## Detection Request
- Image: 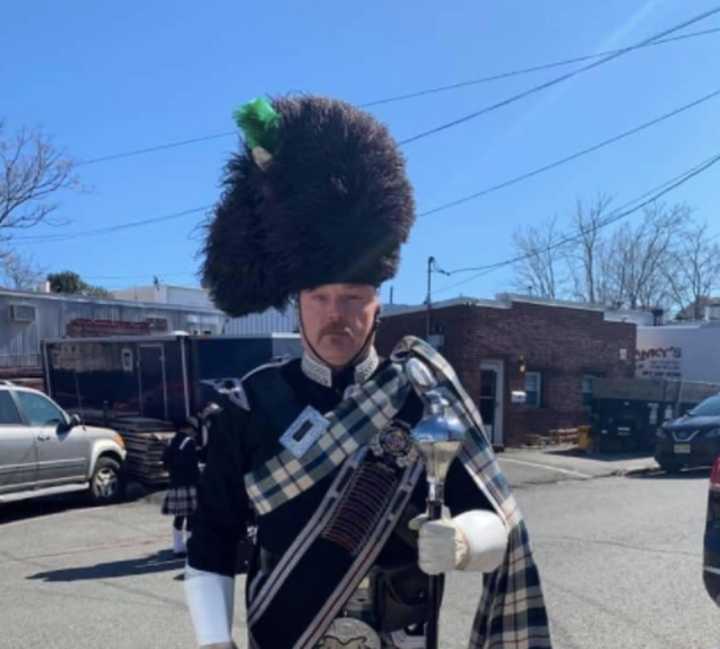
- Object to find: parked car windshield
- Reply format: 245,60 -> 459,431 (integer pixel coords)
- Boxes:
689,395 -> 720,417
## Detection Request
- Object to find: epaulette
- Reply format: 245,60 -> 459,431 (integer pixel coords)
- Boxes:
200,357 -> 293,412
200,377 -> 251,411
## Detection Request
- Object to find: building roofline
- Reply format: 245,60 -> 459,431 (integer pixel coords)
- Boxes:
496,293 -> 653,318
639,320 -> 720,330
382,293 -> 652,320
0,286 -> 222,314
113,283 -> 204,292
381,297 -> 510,318
41,332 -> 301,345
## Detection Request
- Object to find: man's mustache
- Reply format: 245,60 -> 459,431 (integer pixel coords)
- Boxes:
320,324 -> 352,338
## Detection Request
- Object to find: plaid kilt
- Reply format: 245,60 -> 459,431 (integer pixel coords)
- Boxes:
161,486 -> 198,516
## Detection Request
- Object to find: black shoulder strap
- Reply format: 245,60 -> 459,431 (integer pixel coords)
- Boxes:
244,365 -> 306,436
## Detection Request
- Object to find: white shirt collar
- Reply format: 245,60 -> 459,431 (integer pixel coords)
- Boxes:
301,346 -> 379,388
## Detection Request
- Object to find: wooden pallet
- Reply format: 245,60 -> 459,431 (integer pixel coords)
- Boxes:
106,417 -> 176,486
525,428 -> 581,447
549,428 -> 580,445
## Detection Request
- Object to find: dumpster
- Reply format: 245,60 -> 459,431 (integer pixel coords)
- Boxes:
590,377 -> 720,452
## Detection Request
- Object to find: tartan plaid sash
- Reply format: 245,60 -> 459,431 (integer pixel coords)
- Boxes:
244,336 -> 552,649
391,337 -> 553,649
244,361 -> 411,515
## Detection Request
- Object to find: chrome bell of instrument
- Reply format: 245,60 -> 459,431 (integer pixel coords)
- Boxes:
406,358 -> 466,500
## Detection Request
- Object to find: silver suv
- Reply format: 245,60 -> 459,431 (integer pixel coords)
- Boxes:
0,381 -> 127,505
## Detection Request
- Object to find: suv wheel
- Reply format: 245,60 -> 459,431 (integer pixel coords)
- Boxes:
89,457 -> 122,504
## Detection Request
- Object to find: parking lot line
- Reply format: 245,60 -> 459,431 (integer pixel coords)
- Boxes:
499,457 -> 593,479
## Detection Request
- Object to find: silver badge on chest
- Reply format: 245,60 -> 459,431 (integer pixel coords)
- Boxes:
279,406 -> 330,458
317,618 -> 381,649
368,422 -> 419,469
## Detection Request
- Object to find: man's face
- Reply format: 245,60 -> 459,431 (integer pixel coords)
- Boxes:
299,283 -> 379,368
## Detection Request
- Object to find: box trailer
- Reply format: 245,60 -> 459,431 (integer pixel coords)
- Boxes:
42,333 -> 301,426
41,333 -> 301,486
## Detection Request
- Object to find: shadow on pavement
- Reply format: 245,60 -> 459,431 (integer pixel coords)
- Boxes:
26,549 -> 185,582
0,482 -> 166,527
0,493 -> 91,525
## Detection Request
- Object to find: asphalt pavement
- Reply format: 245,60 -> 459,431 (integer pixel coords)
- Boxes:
1,446 -> 717,649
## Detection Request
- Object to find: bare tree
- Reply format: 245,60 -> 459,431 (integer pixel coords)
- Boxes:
606,202 -> 690,309
664,221 -> 720,319
0,121 -> 78,244
512,215 -> 567,299
510,197 -> 705,315
567,194 -> 613,304
0,250 -> 45,290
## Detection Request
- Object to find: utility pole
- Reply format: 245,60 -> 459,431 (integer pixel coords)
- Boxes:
426,256 -> 450,340
425,256 -> 434,340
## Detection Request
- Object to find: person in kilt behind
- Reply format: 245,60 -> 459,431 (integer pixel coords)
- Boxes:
162,427 -> 201,556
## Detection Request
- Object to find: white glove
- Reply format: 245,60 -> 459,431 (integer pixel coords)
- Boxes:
410,508 -> 508,575
409,506 -> 467,575
184,564 -> 235,647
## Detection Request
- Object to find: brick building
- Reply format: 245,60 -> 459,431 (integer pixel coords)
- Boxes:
377,295 -> 642,447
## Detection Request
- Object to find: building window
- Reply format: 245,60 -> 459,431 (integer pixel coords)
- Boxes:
582,375 -> 595,407
524,371 -> 542,407
9,304 -> 36,323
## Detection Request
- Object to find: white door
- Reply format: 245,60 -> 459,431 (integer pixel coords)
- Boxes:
479,360 -> 504,447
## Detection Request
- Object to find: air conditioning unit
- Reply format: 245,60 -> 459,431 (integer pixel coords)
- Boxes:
9,304 -> 36,323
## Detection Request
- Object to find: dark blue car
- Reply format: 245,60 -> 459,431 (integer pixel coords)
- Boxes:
704,456 -> 720,606
656,394 -> 720,472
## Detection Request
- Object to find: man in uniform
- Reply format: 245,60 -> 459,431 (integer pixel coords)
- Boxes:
185,95 -> 552,649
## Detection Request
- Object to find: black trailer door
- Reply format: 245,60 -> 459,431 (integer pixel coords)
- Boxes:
139,344 -> 168,420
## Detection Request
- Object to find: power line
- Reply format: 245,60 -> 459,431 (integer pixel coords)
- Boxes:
15,87 -> 720,246
77,133 -> 234,166
419,87 -> 720,217
29,153 -> 720,286
11,206 -> 211,243
363,27 -> 720,108
14,12 -> 720,254
399,6 -> 720,145
74,23 -> 720,167
76,210 -> 720,286
432,151 -> 720,296
446,152 -> 720,276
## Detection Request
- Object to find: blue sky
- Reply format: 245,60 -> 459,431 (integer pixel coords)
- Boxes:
2,1 -> 719,306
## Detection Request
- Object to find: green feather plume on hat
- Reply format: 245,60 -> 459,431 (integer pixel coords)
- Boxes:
233,98 -> 280,153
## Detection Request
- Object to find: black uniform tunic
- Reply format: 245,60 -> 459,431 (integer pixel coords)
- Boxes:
187,356 -> 493,628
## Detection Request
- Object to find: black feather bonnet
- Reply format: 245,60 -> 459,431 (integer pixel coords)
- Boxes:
201,95 -> 416,317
